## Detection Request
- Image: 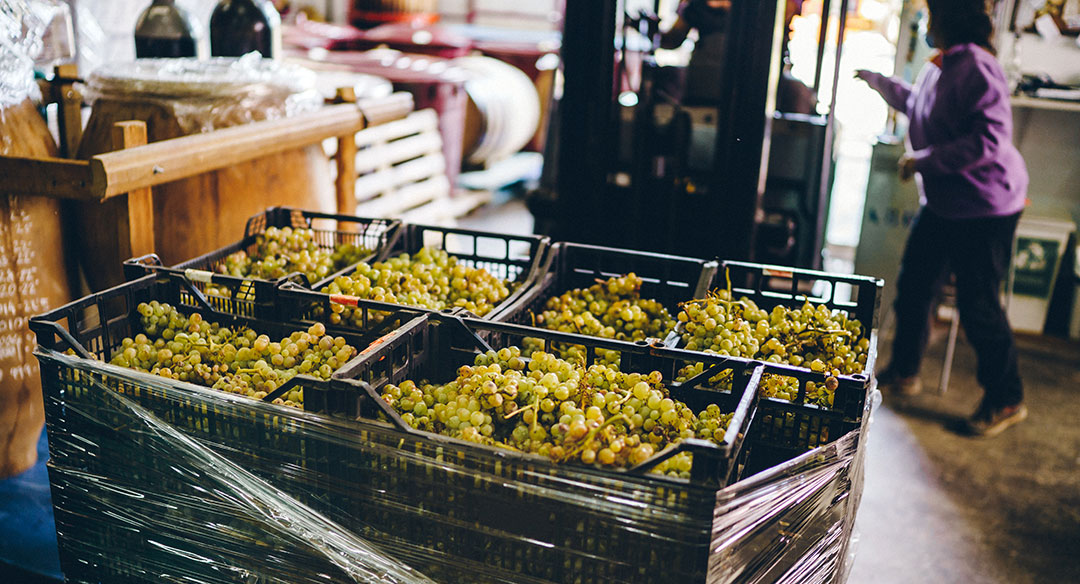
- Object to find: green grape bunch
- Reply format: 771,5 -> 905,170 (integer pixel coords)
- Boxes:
525,273 -> 676,364
210,226 -> 372,295
320,247 -> 512,325
675,288 -> 869,409
108,302 -> 358,410
379,347 -> 736,479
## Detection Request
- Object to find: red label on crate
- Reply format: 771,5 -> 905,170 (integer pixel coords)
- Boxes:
329,294 -> 360,307
763,268 -> 794,279
359,331 -> 396,356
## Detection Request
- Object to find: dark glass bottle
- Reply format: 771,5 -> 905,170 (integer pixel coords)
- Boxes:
209,0 -> 282,59
134,0 -> 201,58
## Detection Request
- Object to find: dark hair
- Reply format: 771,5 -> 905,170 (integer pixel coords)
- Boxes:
926,0 -> 996,54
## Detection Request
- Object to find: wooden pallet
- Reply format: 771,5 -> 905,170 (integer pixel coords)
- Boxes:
325,108 -> 454,222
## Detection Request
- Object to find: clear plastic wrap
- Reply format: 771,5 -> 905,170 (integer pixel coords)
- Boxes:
0,0 -> 70,108
43,356 -> 434,584
35,334 -> 876,584
708,391 -> 879,584
81,54 -> 324,133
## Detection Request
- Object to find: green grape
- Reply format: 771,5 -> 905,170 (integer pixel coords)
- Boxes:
107,303 -> 358,410
379,347 -> 735,476
523,273 -> 676,365
205,226 -> 373,297
675,288 -> 868,409
319,247 -> 513,325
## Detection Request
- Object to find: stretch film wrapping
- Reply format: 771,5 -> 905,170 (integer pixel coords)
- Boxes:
0,0 -> 71,108
709,394 -> 877,583
41,354 -> 434,584
37,338 -> 874,583
80,54 -> 323,134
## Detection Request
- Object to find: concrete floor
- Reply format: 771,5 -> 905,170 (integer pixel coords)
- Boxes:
459,197 -> 1080,583
850,326 -> 1080,584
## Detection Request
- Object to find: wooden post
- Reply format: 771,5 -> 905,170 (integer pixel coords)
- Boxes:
54,63 -> 83,159
334,87 -> 359,218
112,121 -> 155,259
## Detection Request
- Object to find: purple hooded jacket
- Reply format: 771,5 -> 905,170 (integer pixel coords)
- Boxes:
862,43 -> 1028,219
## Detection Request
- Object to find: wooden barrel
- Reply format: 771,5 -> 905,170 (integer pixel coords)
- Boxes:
74,60 -> 335,291
454,55 -> 541,167
0,99 -> 73,478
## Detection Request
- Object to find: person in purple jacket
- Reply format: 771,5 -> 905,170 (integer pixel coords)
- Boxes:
855,0 -> 1028,437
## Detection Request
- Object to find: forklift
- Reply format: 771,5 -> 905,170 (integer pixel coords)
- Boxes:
532,0 -> 850,269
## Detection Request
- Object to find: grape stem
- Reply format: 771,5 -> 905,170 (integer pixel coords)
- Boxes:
564,413 -> 631,461
503,402 -> 535,420
798,327 -> 852,337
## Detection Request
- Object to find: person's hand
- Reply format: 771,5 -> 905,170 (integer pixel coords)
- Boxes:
626,9 -> 660,38
898,154 -> 917,182
854,69 -> 876,83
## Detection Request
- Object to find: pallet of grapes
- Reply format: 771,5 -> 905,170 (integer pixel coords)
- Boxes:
487,241 -> 718,340
301,222 -> 549,322
123,206 -> 402,317
325,311 -> 763,583
32,286 -> 760,583
663,260 -> 883,472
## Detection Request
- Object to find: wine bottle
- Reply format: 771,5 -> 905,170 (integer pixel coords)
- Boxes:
134,0 -> 201,58
209,0 -> 283,59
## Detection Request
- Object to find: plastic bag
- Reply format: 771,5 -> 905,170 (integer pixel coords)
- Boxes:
82,53 -> 324,133
0,0 -> 71,109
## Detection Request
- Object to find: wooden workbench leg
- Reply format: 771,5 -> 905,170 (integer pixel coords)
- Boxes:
335,87 -> 359,219
112,121 -> 156,259
54,63 -> 83,159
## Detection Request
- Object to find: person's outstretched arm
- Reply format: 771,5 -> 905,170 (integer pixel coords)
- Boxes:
855,70 -> 912,112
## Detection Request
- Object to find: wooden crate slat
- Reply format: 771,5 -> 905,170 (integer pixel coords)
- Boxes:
354,175 -> 451,218
354,153 -> 446,202
354,132 -> 443,175
353,109 -> 439,149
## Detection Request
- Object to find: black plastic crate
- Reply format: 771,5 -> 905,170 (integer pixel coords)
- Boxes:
38,359 -> 373,584
28,272 -> 427,419
742,361 -> 866,476
37,352 -> 457,584
123,207 -> 401,316
326,312 -> 764,582
660,260 -> 881,474
666,259 -> 882,418
369,222 -> 550,318
488,241 -> 717,328
717,260 -> 883,333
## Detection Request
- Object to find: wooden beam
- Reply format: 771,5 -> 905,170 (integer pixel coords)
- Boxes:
1,93 -> 415,202
54,63 -> 83,158
91,103 -> 368,199
0,156 -> 96,200
112,121 -> 156,259
357,93 -> 415,127
334,87 -> 359,218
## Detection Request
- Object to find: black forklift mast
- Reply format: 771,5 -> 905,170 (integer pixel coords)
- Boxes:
536,0 -> 849,269
550,0 -> 618,247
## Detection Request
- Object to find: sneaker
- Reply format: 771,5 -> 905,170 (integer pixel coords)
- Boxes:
876,368 -> 923,396
965,403 -> 1027,437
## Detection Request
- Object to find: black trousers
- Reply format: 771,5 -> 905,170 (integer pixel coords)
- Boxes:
889,207 -> 1024,408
